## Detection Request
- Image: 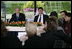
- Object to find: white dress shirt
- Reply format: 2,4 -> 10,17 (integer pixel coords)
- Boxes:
16,13 -> 19,18
37,14 -> 43,24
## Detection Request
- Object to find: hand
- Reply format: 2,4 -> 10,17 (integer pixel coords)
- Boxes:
19,35 -> 28,41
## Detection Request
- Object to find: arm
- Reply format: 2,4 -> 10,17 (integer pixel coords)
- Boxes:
9,14 -> 14,23
34,16 -> 38,22
22,14 -> 26,21
46,15 -> 49,21
34,16 -> 36,22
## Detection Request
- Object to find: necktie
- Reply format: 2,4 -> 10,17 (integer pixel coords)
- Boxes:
39,15 -> 41,22
17,16 -> 19,21
16,14 -> 19,21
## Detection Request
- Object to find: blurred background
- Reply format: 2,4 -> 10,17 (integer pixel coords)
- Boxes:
1,1 -> 71,22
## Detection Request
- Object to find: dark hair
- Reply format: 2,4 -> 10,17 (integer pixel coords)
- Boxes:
46,18 -> 57,31
50,11 -> 58,18
60,10 -> 68,15
66,13 -> 71,17
47,18 -> 57,24
38,7 -> 43,10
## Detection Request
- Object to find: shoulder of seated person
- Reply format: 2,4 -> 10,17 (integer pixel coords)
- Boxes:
57,26 -> 64,31
41,33 -> 47,36
57,30 -> 64,33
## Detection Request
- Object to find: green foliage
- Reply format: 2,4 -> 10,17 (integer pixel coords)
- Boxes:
23,1 -> 34,8
36,1 -> 44,8
6,3 -> 24,14
5,1 -> 71,14
23,1 -> 44,8
62,2 -> 71,11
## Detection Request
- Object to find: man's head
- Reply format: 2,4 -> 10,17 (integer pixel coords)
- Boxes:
50,11 -> 58,20
46,18 -> 57,31
38,7 -> 43,14
60,10 -> 67,18
15,8 -> 20,13
50,11 -> 58,18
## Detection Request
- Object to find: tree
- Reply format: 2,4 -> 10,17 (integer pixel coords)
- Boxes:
62,1 -> 71,11
36,1 -> 44,8
23,1 -> 44,9
23,1 -> 34,8
6,3 -> 24,14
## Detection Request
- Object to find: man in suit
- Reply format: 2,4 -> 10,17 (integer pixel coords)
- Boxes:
9,8 -> 26,23
34,7 -> 49,24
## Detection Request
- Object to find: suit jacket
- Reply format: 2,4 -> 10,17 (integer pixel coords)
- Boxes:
9,13 -> 26,22
34,14 -> 49,24
1,33 -> 22,48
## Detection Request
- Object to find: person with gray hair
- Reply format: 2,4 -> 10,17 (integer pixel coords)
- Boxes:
23,22 -> 47,48
25,22 -> 37,37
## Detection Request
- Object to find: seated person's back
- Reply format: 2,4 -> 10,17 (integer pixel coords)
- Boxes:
23,22 -> 48,48
1,20 -> 22,48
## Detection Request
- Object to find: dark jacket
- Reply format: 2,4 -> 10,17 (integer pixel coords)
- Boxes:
63,22 -> 71,35
9,13 -> 26,22
41,30 -> 71,48
23,35 -> 47,48
34,14 -> 49,24
1,32 -> 22,48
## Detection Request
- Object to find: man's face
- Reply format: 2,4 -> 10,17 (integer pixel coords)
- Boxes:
64,16 -> 71,22
15,8 -> 20,13
60,12 -> 66,18
38,9 -> 43,14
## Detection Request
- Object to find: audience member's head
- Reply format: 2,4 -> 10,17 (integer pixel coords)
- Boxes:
1,20 -> 7,37
25,22 -> 37,37
46,18 -> 57,31
60,10 -> 68,18
38,7 -> 43,14
64,13 -> 71,22
49,11 -> 58,21
50,11 -> 58,18
15,8 -> 20,13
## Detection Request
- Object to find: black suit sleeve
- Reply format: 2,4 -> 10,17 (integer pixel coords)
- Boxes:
34,16 -> 38,22
45,15 -> 49,21
34,16 -> 36,22
9,14 -> 15,23
21,13 -> 26,21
